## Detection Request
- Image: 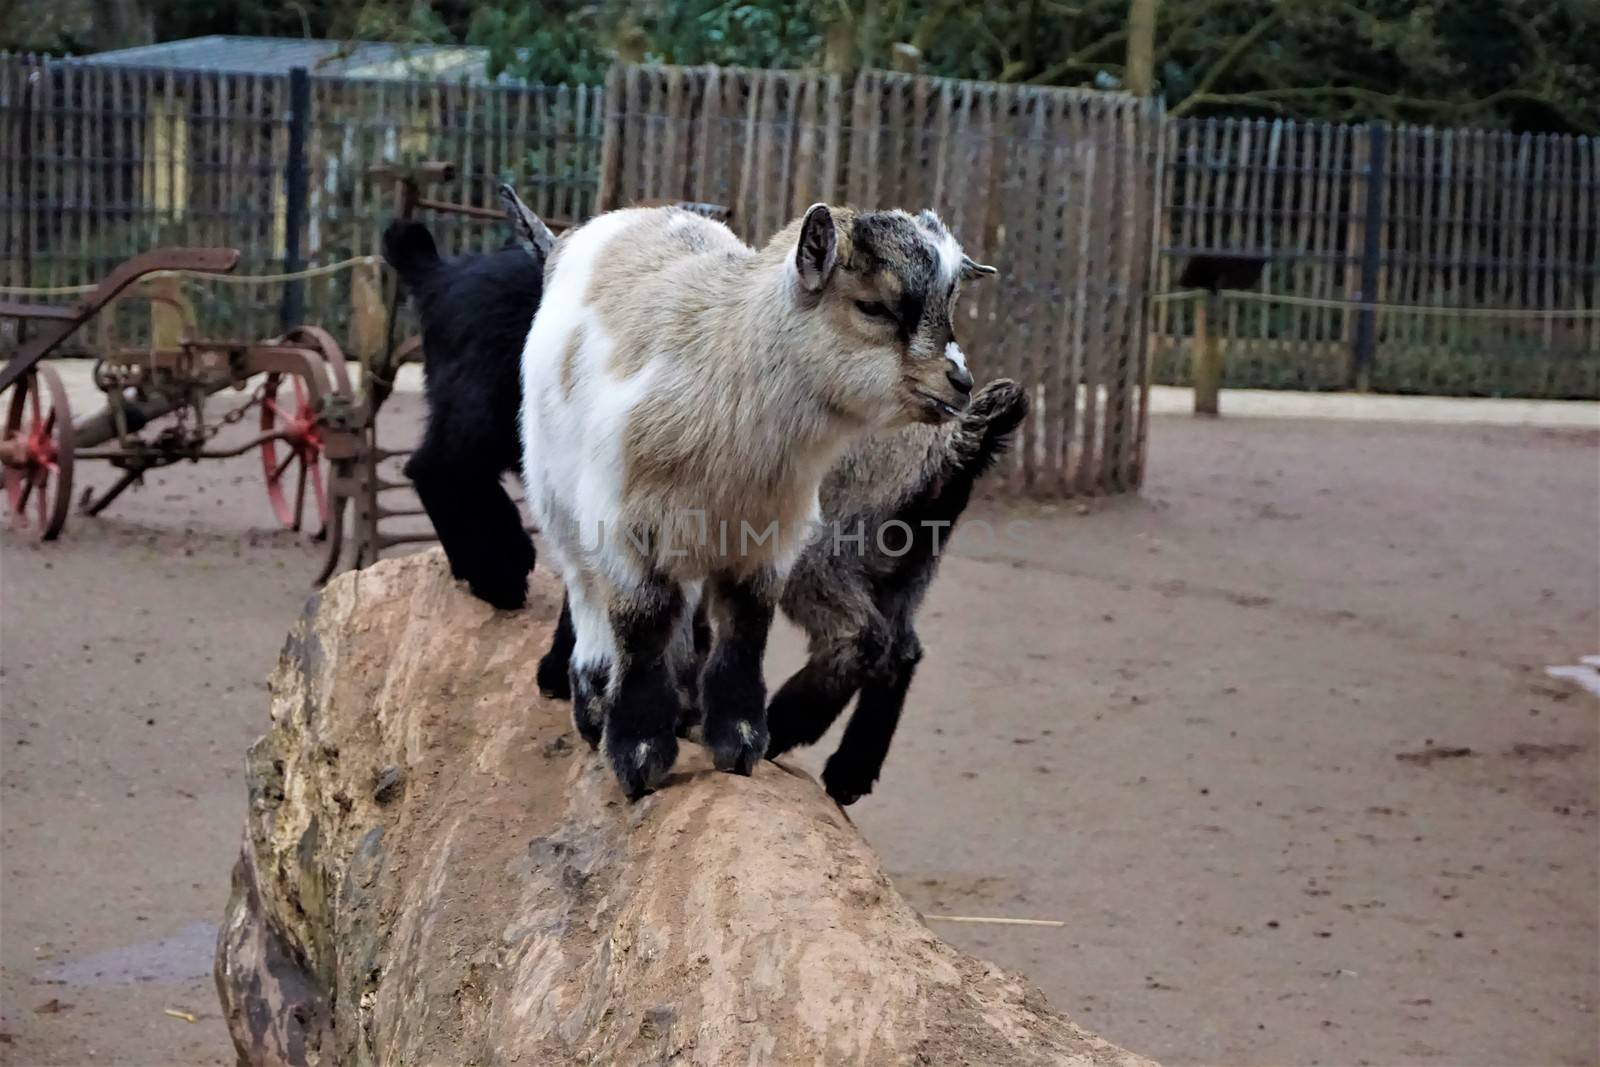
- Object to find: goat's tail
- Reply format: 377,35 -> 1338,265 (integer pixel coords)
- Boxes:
381,218 -> 441,288
944,378 -> 1029,480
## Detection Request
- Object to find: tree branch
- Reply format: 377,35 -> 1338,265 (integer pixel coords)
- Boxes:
1028,29 -> 1128,84
1153,0 -> 1241,63
1170,6 -> 1288,116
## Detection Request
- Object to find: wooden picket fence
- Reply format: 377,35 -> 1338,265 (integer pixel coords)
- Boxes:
1155,118 -> 1599,398
597,64 -> 1166,495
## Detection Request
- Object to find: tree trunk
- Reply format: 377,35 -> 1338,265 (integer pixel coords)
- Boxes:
1124,0 -> 1158,96
215,550 -> 1158,1067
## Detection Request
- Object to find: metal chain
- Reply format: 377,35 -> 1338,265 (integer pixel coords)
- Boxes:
201,381 -> 270,441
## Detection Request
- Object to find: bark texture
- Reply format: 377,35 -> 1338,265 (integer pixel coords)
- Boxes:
215,549 -> 1157,1067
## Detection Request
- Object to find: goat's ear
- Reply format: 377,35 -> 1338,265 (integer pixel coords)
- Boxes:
960,254 -> 998,281
794,203 -> 838,293
498,183 -> 555,259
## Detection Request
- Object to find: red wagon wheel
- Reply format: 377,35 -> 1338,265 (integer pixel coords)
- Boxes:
259,372 -> 328,532
2,365 -> 75,542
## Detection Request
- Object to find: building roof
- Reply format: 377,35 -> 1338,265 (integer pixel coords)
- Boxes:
82,35 -> 499,82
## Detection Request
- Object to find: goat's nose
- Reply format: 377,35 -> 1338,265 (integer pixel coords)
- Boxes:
946,360 -> 973,395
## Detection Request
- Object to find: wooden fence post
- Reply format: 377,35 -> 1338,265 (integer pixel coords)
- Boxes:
1192,291 -> 1222,415
594,65 -> 625,213
280,66 -> 310,332
349,257 -> 387,363
1351,120 -> 1388,391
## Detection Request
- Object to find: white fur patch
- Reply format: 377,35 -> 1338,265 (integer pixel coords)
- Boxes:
934,231 -> 961,285
565,573 -> 614,674
916,211 -> 962,286
521,209 -> 660,596
944,341 -> 968,374
736,721 -> 754,744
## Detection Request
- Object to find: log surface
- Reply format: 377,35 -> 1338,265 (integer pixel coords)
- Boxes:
215,550 -> 1157,1067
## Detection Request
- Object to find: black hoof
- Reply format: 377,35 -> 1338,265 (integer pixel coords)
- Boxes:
606,730 -> 679,800
572,709 -> 602,751
465,568 -> 530,612
822,757 -> 874,806
707,717 -> 768,776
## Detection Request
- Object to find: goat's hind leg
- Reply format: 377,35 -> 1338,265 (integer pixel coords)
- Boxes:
563,576 -> 612,750
604,577 -> 687,799
538,595 -> 576,700
408,452 -> 533,610
822,628 -> 923,806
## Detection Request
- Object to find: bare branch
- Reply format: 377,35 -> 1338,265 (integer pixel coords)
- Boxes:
1170,6 -> 1289,116
1028,29 -> 1128,84
1154,0 -> 1240,62
1173,85 -> 1576,126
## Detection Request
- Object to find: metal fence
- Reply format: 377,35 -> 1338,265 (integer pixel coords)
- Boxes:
600,64 -> 1166,495
1155,118 -> 1600,398
0,53 -> 604,348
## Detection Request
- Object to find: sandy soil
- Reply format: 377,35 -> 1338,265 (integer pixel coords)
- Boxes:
2,395 -> 1596,1066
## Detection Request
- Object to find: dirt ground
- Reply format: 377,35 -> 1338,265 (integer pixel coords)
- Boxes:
2,394 -> 1596,1066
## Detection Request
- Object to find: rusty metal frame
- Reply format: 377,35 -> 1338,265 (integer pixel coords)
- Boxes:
0,248 -> 241,393
2,246 -> 361,547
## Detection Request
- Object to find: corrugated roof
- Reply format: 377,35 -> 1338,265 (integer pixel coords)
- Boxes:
81,35 -> 497,81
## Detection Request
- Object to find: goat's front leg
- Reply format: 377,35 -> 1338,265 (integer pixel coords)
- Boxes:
764,622 -> 889,758
604,578 -> 687,799
821,628 -> 923,805
766,583 -> 884,759
559,587 -> 706,734
700,571 -> 776,776
667,589 -> 708,739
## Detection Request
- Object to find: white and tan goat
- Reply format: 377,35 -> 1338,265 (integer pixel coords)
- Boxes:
519,202 -> 993,798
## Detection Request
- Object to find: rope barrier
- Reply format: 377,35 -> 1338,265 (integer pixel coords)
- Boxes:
6,257 -> 1593,321
1150,287 -> 1600,320
0,255 -> 383,297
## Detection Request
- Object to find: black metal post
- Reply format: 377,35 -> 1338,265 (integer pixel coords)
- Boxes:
15,65 -> 40,348
1352,121 -> 1388,391
281,66 -> 310,331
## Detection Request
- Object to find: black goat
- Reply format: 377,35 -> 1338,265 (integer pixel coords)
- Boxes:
380,217 -> 542,610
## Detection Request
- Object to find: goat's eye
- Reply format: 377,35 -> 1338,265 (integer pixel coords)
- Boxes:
854,300 -> 895,322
